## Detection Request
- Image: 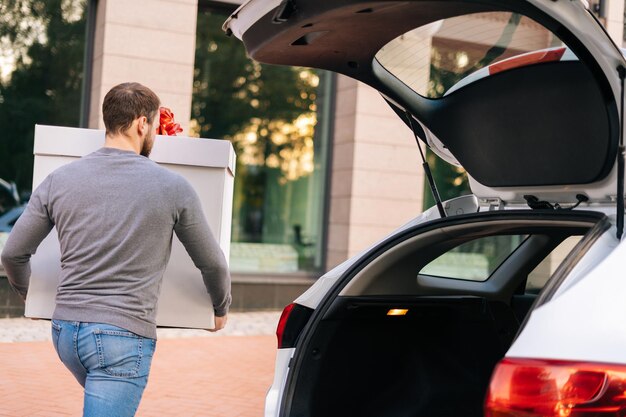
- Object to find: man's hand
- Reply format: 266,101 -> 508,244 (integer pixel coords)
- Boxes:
208,314 -> 228,332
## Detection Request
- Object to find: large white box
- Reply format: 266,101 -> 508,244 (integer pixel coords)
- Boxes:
25,124 -> 235,330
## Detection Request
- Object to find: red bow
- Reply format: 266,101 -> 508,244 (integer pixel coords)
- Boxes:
158,107 -> 183,136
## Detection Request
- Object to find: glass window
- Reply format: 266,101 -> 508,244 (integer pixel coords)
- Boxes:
420,235 -> 526,281
0,0 -> 89,233
193,3 -> 332,274
526,236 -> 582,293
376,12 -> 572,99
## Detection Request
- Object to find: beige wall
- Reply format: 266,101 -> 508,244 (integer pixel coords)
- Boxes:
89,0 -> 197,133
326,76 -> 426,269
606,0 -> 625,45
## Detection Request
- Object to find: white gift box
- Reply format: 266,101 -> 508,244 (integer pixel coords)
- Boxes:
25,124 -> 235,330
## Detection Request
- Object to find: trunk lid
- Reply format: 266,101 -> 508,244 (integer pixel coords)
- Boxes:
224,0 -> 626,205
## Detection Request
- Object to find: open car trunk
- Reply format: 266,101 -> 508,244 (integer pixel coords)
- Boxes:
224,1 -> 626,414
282,211 -> 610,417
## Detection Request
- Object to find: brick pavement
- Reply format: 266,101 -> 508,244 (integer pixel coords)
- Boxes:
0,335 -> 276,417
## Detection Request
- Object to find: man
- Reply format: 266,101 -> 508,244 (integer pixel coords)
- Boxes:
0,82 -> 231,416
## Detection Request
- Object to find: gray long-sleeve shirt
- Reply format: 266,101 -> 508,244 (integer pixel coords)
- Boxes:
0,147 -> 231,339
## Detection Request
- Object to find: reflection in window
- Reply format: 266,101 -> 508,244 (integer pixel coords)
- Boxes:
420,235 -> 526,281
376,12 -> 567,98
193,4 -> 332,273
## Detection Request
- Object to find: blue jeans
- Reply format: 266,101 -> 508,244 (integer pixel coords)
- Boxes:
51,320 -> 156,417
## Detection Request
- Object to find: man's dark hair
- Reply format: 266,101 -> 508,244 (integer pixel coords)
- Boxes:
102,82 -> 160,135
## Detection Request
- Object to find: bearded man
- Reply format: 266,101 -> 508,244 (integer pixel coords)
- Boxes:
1,82 -> 231,416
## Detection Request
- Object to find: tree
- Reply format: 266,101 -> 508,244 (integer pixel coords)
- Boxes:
0,0 -> 87,193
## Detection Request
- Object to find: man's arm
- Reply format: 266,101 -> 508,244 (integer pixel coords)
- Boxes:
174,179 -> 232,321
0,176 -> 54,301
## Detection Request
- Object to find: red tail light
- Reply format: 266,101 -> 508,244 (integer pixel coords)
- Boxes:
276,304 -> 296,348
276,303 -> 313,349
485,358 -> 626,416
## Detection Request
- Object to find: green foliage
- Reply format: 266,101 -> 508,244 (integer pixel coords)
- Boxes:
0,0 -> 86,193
422,149 -> 471,210
192,9 -> 317,141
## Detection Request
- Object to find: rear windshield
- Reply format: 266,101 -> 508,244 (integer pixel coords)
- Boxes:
375,11 -> 575,98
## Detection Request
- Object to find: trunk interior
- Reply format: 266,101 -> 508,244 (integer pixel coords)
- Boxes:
304,296 -> 521,417
282,212 -> 609,417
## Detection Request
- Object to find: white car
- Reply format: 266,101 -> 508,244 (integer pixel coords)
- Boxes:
225,1 -> 626,416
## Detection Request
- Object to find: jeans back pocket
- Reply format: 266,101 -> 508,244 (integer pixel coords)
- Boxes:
93,329 -> 147,378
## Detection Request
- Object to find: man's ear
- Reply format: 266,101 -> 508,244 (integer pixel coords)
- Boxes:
137,116 -> 148,134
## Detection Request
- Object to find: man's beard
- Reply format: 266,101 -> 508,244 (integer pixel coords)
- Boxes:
140,131 -> 154,157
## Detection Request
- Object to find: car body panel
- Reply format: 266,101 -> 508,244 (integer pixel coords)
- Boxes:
223,0 -> 281,39
265,348 -> 295,417
507,228 -> 623,362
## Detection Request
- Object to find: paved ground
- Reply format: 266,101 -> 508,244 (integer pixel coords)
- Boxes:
0,312 -> 282,416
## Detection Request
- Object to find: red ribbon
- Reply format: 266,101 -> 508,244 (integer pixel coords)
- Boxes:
158,107 -> 183,136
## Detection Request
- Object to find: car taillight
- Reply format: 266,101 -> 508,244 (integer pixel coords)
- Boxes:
485,358 -> 626,417
276,303 -> 313,349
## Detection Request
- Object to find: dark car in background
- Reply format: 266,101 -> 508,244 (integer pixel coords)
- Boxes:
0,178 -> 27,276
